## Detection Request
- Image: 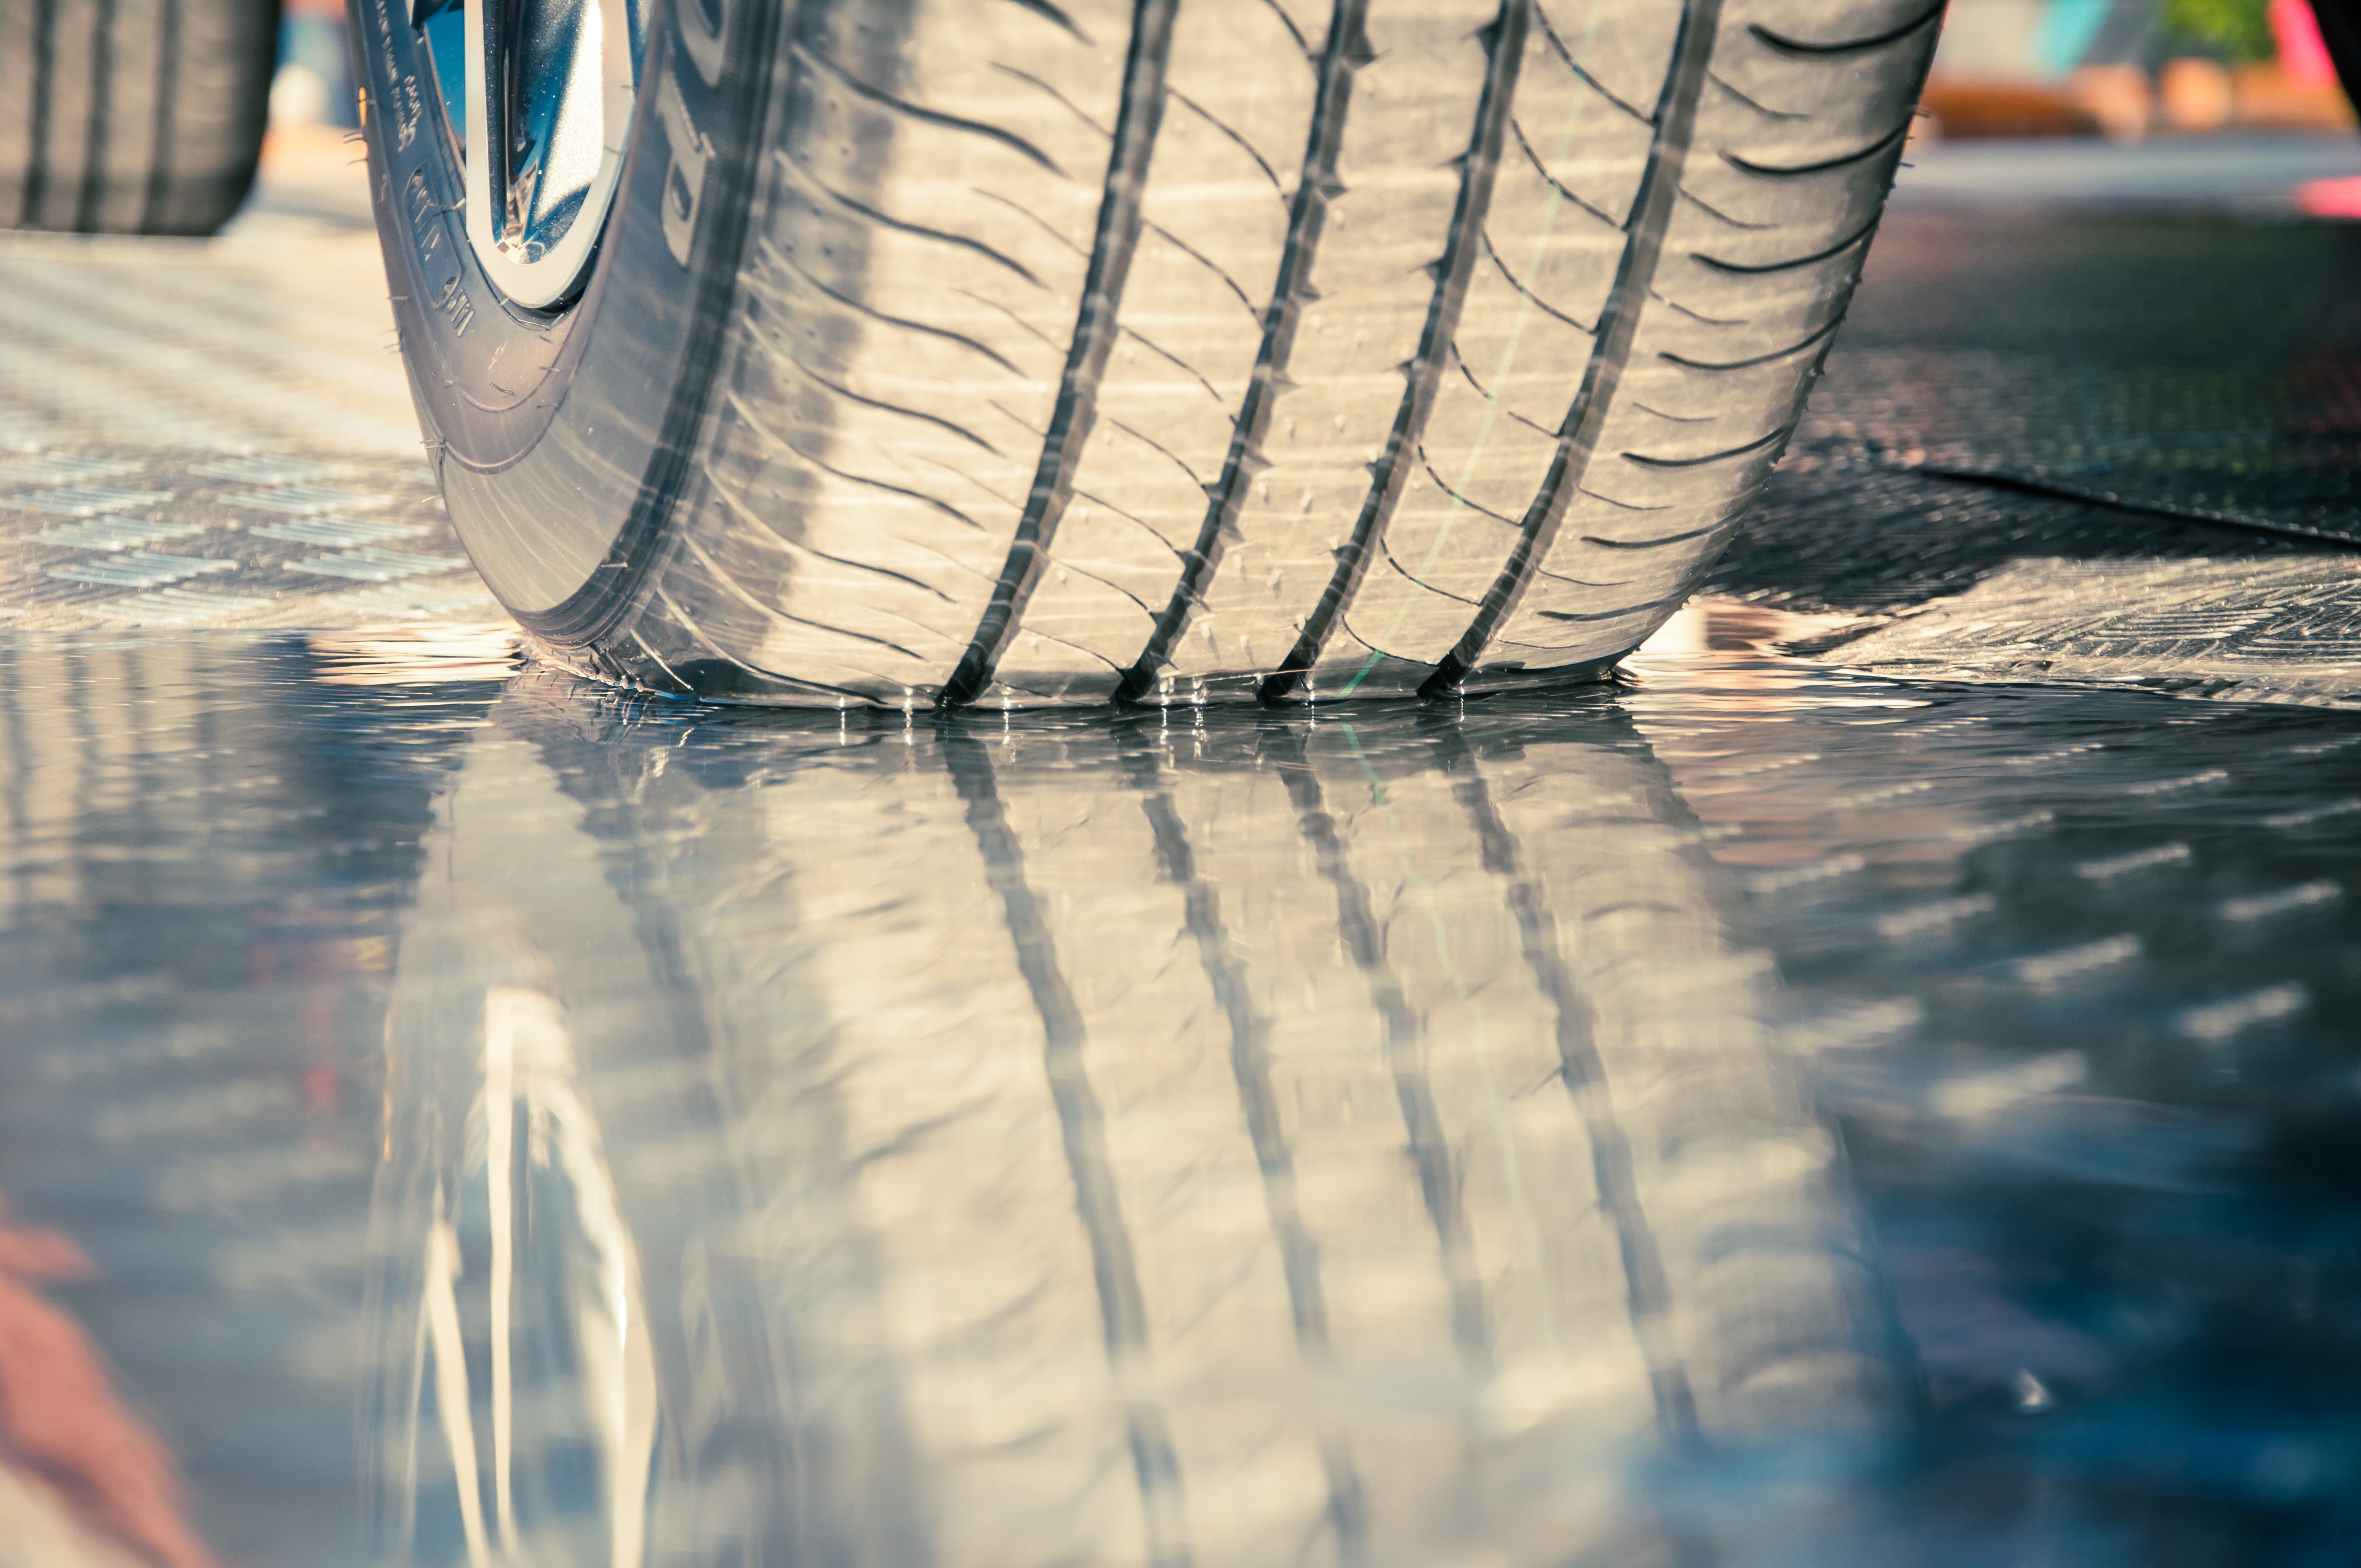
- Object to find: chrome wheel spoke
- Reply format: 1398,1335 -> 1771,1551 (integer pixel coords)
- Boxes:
417,0 -> 644,308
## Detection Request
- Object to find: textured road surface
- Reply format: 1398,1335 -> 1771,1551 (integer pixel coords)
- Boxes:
0,133 -> 496,631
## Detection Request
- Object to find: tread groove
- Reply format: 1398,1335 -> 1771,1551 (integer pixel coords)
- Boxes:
1421,456 -> 1523,527
1649,288 -> 1748,326
939,0 -> 1184,706
651,582 -> 880,700
25,0 -> 53,227
1117,0 -> 1373,704
1378,538 -> 1482,602
1076,486 -> 1187,557
1578,484 -> 1673,511
708,481 -> 959,602
77,0 -> 112,232
955,287 -> 1068,353
677,532 -> 930,661
974,189 -> 1093,255
1426,0 -> 1730,695
1261,0 -> 1534,702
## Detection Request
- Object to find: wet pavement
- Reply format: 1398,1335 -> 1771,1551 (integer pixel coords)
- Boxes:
2,133 -> 2360,1566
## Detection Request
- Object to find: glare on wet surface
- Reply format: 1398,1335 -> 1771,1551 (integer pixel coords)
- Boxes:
1,619 -> 2355,1567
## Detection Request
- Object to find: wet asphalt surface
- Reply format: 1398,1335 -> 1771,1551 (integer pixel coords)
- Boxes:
3,135 -> 2361,1566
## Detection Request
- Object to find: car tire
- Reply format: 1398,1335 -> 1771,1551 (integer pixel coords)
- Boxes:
363,0 -> 1940,707
0,0 -> 282,235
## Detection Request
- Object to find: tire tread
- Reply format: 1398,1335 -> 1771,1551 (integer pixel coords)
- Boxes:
544,0 -> 1941,705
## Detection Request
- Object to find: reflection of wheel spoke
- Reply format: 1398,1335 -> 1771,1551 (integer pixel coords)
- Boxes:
418,1217 -> 488,1565
391,979 -> 657,1567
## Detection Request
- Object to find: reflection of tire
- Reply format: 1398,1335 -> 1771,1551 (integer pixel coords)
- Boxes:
362,0 -> 1938,706
0,0 -> 281,235
369,682 -> 1907,1566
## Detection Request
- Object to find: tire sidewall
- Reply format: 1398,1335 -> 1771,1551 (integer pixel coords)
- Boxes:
351,0 -> 774,640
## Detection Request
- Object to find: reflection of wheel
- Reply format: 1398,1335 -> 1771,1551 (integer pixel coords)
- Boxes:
359,0 -> 1939,706
0,0 -> 282,235
368,682 -> 1908,1565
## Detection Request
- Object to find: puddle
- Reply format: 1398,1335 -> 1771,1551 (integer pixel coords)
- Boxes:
0,619 -> 2356,1566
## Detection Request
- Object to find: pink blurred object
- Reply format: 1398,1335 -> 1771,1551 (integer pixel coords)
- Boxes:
2298,175 -> 2361,216
2273,0 -> 2338,89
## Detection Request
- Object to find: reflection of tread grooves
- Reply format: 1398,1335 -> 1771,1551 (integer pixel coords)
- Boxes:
1116,737 -> 1371,1563
1118,0 -> 1372,705
942,734 -> 1193,1568
1277,743 -> 1490,1371
1424,0 -> 1726,695
940,0 -> 1182,707
1260,0 -> 1531,702
1437,731 -> 1702,1447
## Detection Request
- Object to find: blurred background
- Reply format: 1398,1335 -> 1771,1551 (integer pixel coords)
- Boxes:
1925,0 -> 2352,140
